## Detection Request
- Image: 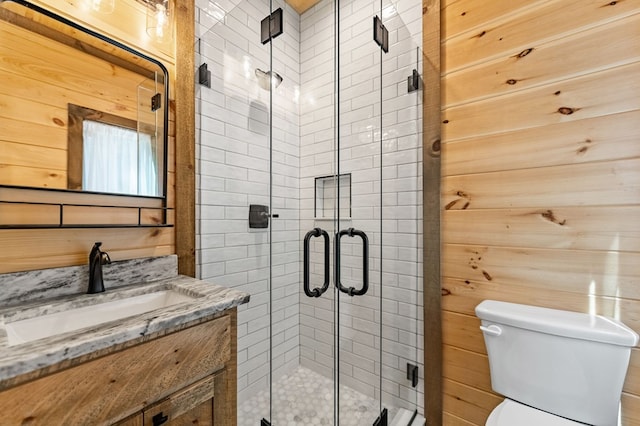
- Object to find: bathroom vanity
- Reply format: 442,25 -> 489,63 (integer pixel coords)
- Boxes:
0,256 -> 249,425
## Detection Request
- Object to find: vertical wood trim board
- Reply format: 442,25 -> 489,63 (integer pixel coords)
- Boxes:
441,2 -> 640,425
174,0 -> 196,277
423,0 -> 442,424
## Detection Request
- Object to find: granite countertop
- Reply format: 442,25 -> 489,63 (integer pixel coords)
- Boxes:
0,256 -> 250,391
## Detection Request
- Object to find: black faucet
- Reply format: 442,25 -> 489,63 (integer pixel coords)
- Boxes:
88,242 -> 111,294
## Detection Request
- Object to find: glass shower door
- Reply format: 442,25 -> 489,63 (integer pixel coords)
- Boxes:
266,0 -> 340,424
335,0 -> 385,423
336,1 -> 424,424
279,0 -> 340,424
194,1 -> 277,424
378,1 -> 424,422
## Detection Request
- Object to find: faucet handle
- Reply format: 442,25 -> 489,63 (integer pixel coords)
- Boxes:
101,251 -> 111,265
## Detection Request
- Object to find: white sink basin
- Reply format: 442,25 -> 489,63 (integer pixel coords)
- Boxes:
5,290 -> 195,346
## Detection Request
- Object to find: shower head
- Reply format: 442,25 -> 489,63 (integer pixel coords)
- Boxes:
255,68 -> 283,90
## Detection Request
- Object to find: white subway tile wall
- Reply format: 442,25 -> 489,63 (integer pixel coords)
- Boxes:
195,0 -> 423,416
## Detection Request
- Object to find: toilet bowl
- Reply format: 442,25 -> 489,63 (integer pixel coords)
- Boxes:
476,300 -> 638,426
486,399 -> 581,426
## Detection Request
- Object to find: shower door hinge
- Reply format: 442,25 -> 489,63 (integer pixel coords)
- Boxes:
407,362 -> 419,387
261,8 -> 283,44
198,63 -> 211,88
408,69 -> 420,93
151,93 -> 161,111
373,408 -> 388,426
373,15 -> 389,53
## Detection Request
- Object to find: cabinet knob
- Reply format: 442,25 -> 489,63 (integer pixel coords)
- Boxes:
152,412 -> 169,426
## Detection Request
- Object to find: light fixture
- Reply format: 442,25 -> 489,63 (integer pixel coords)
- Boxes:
146,0 -> 174,43
255,68 -> 283,90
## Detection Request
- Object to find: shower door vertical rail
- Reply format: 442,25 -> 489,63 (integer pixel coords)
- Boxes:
266,2 -> 275,425
267,0 -> 338,424
267,1 -> 274,423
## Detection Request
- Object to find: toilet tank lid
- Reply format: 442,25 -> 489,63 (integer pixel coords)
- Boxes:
476,300 -> 639,347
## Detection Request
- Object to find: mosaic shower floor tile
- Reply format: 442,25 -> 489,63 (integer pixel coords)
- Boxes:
238,366 -> 400,426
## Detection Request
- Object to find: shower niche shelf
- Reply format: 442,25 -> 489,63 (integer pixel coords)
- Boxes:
314,174 -> 351,220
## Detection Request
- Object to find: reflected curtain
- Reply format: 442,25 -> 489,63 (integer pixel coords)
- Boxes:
82,120 -> 158,196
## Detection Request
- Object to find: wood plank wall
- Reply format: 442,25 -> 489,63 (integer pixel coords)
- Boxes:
0,17 -> 153,189
440,0 -> 640,424
0,0 -> 177,274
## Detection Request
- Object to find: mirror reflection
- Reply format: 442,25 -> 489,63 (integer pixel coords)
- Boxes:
0,0 -> 167,197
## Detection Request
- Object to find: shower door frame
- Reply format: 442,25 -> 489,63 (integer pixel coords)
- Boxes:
174,0 -> 443,424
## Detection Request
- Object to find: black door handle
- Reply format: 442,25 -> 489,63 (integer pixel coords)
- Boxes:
303,228 -> 330,298
335,228 -> 369,296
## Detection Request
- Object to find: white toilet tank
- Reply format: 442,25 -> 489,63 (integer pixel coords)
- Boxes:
476,300 -> 639,426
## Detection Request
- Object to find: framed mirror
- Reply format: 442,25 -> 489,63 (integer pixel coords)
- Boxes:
0,0 -> 169,200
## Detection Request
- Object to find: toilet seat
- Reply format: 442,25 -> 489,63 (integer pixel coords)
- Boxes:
486,399 -> 582,426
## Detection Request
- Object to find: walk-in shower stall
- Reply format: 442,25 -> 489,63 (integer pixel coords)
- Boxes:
195,0 -> 424,424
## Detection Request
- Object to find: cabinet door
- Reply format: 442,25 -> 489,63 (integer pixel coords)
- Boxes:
143,375 -> 215,426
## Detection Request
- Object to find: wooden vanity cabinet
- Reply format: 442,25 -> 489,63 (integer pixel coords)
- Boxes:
0,309 -> 238,426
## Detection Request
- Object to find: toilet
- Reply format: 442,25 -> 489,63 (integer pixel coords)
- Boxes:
475,300 -> 639,426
